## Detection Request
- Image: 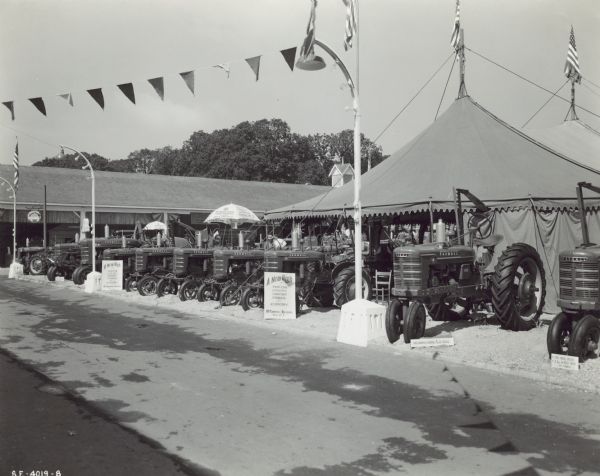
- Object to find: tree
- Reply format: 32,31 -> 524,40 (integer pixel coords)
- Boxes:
33,152 -> 113,171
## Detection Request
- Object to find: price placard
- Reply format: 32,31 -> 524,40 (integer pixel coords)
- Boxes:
410,336 -> 455,348
101,260 -> 123,291
264,272 -> 296,320
551,353 -> 579,371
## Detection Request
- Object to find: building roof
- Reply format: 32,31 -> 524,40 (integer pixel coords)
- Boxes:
0,165 -> 328,215
265,96 -> 600,220
328,163 -> 354,177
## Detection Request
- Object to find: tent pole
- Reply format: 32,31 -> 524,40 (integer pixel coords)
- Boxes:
428,199 -> 434,243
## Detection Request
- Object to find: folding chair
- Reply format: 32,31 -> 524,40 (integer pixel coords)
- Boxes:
374,270 -> 392,304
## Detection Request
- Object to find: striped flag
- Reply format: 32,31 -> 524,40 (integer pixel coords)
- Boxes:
13,140 -> 19,191
564,26 -> 582,84
450,0 -> 460,52
299,0 -> 317,60
342,0 -> 357,51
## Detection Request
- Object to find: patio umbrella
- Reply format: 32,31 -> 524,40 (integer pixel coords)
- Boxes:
204,203 -> 260,226
143,221 -> 167,231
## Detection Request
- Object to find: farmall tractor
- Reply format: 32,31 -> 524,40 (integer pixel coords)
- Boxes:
72,237 -> 141,285
385,188 -> 547,344
46,243 -> 81,281
209,249 -> 265,307
101,247 -> 138,288
170,248 -> 214,301
17,245 -> 47,275
547,182 -> 600,361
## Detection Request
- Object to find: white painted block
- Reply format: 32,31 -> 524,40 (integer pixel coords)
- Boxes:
8,262 -> 23,279
84,271 -> 102,293
336,299 -> 386,347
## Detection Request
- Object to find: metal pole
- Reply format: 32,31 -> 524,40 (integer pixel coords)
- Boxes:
43,185 -> 47,249
0,176 -> 17,263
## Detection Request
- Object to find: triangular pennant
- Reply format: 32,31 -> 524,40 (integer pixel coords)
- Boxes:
3,101 -> 15,121
245,56 -> 261,81
87,88 -> 105,109
280,47 -> 297,71
179,71 -> 195,95
29,97 -> 47,116
148,77 -> 164,100
488,442 -> 518,453
58,93 -> 74,106
117,83 -> 136,104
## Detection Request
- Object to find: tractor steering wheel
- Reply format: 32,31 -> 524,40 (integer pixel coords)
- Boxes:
467,213 -> 493,240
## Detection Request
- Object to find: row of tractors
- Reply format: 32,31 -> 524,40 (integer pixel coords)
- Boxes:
15,184 -> 600,362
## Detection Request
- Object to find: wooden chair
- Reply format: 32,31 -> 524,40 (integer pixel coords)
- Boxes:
373,270 -> 392,303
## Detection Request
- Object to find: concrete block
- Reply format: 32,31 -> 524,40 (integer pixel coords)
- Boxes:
8,262 -> 23,279
84,271 -> 102,293
337,299 -> 386,347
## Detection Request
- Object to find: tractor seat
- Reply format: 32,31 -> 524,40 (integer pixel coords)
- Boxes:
472,234 -> 504,248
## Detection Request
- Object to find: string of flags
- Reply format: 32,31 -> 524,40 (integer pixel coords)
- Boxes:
2,46 -> 300,121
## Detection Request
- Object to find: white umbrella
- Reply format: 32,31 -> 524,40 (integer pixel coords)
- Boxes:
143,221 -> 167,231
204,203 -> 260,225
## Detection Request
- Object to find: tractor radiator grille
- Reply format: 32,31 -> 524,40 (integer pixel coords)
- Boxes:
559,257 -> 599,299
393,255 -> 422,290
173,254 -> 186,274
135,254 -> 145,271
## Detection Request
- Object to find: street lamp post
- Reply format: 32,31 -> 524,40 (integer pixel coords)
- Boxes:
296,39 -> 363,300
0,175 -> 18,272
60,145 -> 98,290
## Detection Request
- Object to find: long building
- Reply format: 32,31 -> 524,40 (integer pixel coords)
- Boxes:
0,165 -> 328,264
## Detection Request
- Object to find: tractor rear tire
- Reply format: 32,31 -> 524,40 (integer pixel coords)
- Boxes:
241,287 -> 263,311
491,243 -> 546,331
29,255 -> 45,275
197,282 -> 219,302
546,312 -> 573,356
47,266 -> 57,282
179,280 -> 199,301
568,315 -> 600,362
156,278 -> 178,298
403,301 -> 426,344
385,299 -> 404,343
333,267 -> 372,307
219,284 -> 241,306
138,275 -> 158,296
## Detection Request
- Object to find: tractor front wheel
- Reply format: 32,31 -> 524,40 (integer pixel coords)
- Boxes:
241,287 -> 263,311
568,315 -> 600,362
403,302 -> 426,344
138,275 -> 158,296
197,282 -> 219,302
333,267 -> 372,307
47,266 -> 57,282
219,284 -> 241,306
125,276 -> 138,292
156,278 -> 178,297
179,280 -> 199,301
491,243 -> 546,331
546,312 -> 573,356
385,299 -> 404,343
29,255 -> 45,275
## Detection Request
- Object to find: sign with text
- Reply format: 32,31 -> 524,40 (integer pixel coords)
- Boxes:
101,260 -> 123,291
551,353 -> 579,371
264,272 -> 296,320
410,336 -> 455,348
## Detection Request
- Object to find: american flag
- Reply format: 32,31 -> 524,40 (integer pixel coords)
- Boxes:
342,0 -> 357,51
13,140 -> 19,191
299,0 -> 317,60
564,26 -> 582,84
450,0 -> 460,52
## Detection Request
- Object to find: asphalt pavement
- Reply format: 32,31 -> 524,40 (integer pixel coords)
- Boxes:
1,276 -> 599,475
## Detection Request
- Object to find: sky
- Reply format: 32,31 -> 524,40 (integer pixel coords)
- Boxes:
0,0 -> 599,167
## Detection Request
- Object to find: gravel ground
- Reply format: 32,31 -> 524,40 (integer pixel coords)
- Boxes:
5,270 -> 600,395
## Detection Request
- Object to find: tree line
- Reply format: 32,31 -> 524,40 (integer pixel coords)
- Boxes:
33,118 -> 386,185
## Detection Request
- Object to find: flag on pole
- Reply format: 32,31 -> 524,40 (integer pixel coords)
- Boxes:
299,0 -> 317,60
450,0 -> 460,52
13,140 -> 19,191
342,0 -> 357,51
564,26 -> 582,84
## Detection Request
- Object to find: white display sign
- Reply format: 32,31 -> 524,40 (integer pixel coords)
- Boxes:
264,272 -> 296,320
101,260 -> 123,291
551,353 -> 579,371
410,336 -> 455,348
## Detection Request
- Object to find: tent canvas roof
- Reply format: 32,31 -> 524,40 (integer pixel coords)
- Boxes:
265,96 -> 600,220
525,120 -> 600,173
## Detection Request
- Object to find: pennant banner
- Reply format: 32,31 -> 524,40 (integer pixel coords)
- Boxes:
148,77 -> 164,100
118,83 -> 136,104
245,56 -> 261,81
87,88 -> 105,109
29,97 -> 47,116
280,47 -> 297,71
58,93 -> 74,106
179,71 -> 195,95
3,101 -> 15,121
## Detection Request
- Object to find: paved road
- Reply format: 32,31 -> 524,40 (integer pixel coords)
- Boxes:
0,276 -> 599,475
